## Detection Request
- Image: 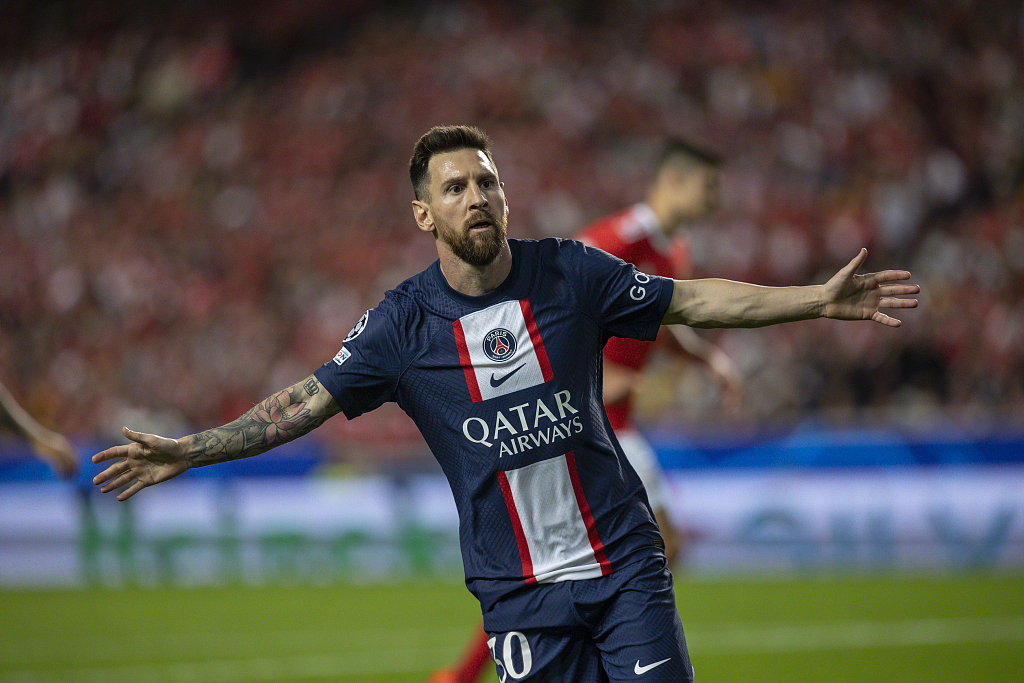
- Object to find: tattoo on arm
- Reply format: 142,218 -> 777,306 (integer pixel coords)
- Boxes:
186,380 -> 332,467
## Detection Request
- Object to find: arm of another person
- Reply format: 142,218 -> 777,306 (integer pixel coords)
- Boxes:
0,379 -> 78,478
662,249 -> 919,329
603,334 -> 741,408
665,326 -> 743,406
602,360 -> 638,405
92,375 -> 341,501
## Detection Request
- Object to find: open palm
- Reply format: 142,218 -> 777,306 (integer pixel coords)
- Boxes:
92,426 -> 189,500
822,249 -> 920,327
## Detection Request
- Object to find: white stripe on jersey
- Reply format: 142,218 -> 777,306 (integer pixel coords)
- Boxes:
502,454 -> 609,584
456,300 -> 549,401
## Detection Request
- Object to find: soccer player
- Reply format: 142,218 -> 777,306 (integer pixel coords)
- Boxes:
1,378 -> 77,478
93,125 -> 918,683
429,140 -> 738,683
576,139 -> 739,566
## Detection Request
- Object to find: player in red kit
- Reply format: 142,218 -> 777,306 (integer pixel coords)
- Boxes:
428,140 -> 741,683
577,140 -> 742,565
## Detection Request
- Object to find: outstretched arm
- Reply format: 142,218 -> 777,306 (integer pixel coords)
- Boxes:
92,375 -> 341,500
662,249 -> 919,329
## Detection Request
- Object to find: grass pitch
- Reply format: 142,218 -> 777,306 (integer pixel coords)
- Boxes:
1,573 -> 1021,682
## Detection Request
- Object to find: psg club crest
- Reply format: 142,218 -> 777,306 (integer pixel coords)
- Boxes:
483,328 -> 517,362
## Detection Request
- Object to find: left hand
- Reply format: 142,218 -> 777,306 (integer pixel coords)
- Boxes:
822,249 -> 920,327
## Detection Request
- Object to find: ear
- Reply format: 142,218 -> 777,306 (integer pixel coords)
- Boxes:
498,182 -> 509,219
411,200 -> 434,234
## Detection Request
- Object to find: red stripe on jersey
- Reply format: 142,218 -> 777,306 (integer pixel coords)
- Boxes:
497,471 -> 537,584
519,299 -> 554,382
564,451 -> 612,576
453,319 -> 482,403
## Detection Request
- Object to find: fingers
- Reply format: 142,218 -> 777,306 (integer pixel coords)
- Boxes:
92,443 -> 133,464
94,458 -> 147,499
879,297 -> 919,309
99,469 -> 136,493
93,459 -> 129,486
92,427 -> 170,501
869,271 -> 920,318
871,311 -> 902,327
123,426 -> 159,447
118,480 -> 147,501
878,284 -> 920,297
93,457 -> 137,498
866,269 -> 914,284
839,248 -> 869,278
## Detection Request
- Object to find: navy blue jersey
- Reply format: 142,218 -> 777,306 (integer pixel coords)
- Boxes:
314,238 -> 675,620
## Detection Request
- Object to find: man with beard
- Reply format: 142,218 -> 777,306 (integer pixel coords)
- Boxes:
430,139 -> 741,683
93,125 -> 919,683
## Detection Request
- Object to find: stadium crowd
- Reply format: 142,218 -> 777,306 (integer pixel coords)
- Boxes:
2,0 -> 1022,463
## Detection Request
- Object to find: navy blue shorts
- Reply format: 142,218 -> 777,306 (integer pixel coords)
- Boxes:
482,556 -> 694,682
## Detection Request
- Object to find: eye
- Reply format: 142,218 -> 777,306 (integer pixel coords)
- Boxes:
447,184 -> 463,194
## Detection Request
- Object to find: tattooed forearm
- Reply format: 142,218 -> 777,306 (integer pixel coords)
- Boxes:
183,377 -> 335,468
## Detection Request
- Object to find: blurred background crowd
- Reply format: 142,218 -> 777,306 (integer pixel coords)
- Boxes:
2,0 -> 1022,466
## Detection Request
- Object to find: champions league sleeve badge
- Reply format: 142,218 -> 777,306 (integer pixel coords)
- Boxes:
332,310 -> 368,365
344,310 -> 370,342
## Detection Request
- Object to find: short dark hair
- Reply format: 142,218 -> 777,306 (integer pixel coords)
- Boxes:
409,125 -> 494,200
657,138 -> 723,171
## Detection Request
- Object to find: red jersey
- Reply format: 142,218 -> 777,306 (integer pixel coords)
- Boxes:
577,204 -> 691,430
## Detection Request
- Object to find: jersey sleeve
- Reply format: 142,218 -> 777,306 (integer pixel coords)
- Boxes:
313,297 -> 404,420
570,240 -> 674,342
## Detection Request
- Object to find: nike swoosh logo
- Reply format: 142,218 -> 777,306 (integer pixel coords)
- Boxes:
489,364 -> 525,388
634,658 -> 671,675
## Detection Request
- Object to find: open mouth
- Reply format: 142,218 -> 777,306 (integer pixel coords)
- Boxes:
468,219 -> 494,231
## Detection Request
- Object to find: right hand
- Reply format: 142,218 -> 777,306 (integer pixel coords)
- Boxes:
92,426 -> 189,501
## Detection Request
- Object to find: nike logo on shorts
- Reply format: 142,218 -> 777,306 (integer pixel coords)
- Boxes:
490,363 -> 525,388
634,658 -> 671,675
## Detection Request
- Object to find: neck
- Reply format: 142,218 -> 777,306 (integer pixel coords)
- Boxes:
644,194 -> 683,236
437,240 -> 514,297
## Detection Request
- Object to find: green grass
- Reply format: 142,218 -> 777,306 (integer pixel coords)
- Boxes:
1,574 -> 1022,682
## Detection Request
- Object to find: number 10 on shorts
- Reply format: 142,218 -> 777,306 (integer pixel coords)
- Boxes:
488,632 -> 533,682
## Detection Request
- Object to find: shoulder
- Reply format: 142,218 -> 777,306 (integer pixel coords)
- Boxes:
519,236 -> 600,267
523,237 -> 632,286
373,263 -> 465,344
378,272 -> 422,312
362,268 -> 436,335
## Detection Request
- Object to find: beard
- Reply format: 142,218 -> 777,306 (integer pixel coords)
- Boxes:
435,210 -> 508,267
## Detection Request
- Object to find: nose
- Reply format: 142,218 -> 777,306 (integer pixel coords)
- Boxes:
467,182 -> 488,210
